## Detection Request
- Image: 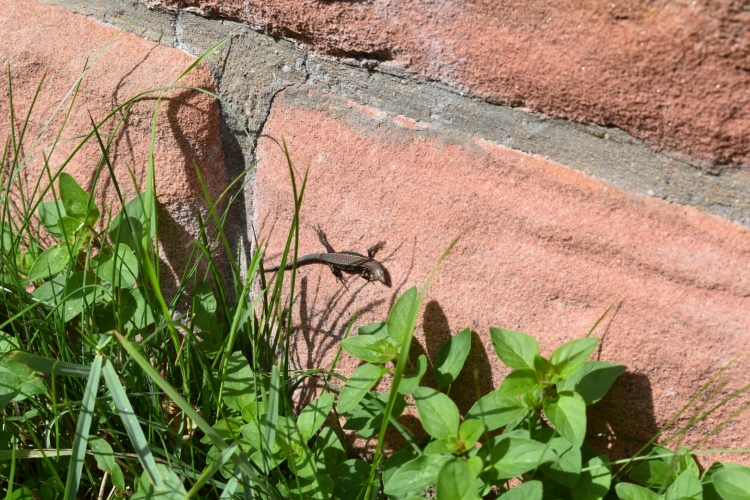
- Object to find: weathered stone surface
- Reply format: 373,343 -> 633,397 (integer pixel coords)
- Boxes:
255,90 -> 750,464
1,0 -> 227,287
34,2 -> 750,227
152,0 -> 750,171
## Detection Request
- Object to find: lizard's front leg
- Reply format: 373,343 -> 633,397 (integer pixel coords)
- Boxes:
330,265 -> 349,289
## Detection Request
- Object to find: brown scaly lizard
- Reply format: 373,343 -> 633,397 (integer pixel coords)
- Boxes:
264,226 -> 387,286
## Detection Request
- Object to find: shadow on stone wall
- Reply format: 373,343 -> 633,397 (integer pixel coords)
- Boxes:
587,372 -> 658,462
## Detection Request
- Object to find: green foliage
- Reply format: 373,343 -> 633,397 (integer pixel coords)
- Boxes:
433,327 -> 471,389
1,49 -> 748,500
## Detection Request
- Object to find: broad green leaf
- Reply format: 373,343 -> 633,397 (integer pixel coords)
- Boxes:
94,244 -> 138,288
466,390 -> 526,431
629,460 -> 677,489
241,398 -> 268,423
399,354 -> 428,395
192,281 -> 221,335
343,392 -> 406,439
222,352 -> 257,412
332,459 -> 369,500
27,243 -> 70,282
558,361 -> 626,405
490,437 -> 557,480
424,437 -> 462,455
615,483 -> 662,500
275,415 -> 306,463
297,393 -> 335,442
384,454 -> 449,495
541,436 -> 582,488
357,321 -> 387,337
200,416 -> 243,445
59,172 -> 99,227
550,337 -> 599,379
89,436 -> 124,490
0,349 -> 47,402
413,387 -> 460,440
436,459 -> 481,500
459,419 -> 485,449
59,271 -> 100,322
500,480 -> 543,500
132,464 -> 187,500
665,467 -> 702,500
571,455 -> 611,500
38,201 -> 67,238
239,421 -> 266,451
123,286 -> 159,331
58,216 -> 84,244
94,291 -> 136,333
313,427 -> 346,476
497,369 -> 540,397
434,327 -> 472,389
674,447 -> 700,477
0,332 -> 17,352
7,488 -> 34,500
341,334 -> 398,363
466,455 -> 483,477
489,328 -> 539,370
543,391 -> 587,446
64,356 -> 102,500
337,363 -> 389,413
387,286 -> 417,344
109,193 -> 156,247
384,450 -> 417,487
282,472 -> 333,500
533,354 -> 555,380
712,465 -> 750,500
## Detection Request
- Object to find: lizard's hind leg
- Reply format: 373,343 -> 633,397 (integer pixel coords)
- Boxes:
367,241 -> 385,259
314,226 -> 336,253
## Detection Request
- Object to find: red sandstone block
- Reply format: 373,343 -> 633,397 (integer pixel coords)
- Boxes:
255,97 -> 750,464
155,0 -> 750,168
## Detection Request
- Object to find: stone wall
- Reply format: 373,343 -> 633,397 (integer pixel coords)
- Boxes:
5,0 -> 748,464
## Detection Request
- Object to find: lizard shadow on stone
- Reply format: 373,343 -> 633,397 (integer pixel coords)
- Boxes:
291,273 -> 388,406
385,235 -> 418,313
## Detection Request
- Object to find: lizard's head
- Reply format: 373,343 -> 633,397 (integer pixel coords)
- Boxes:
370,263 -> 387,285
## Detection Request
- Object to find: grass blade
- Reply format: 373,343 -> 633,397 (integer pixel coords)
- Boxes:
102,359 -> 164,488
263,363 -> 281,473
11,351 -> 91,377
63,355 -> 102,500
112,331 -> 278,498
185,443 -> 239,500
170,37 -> 230,86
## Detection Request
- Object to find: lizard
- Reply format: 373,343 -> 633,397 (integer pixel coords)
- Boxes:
264,226 -> 388,286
